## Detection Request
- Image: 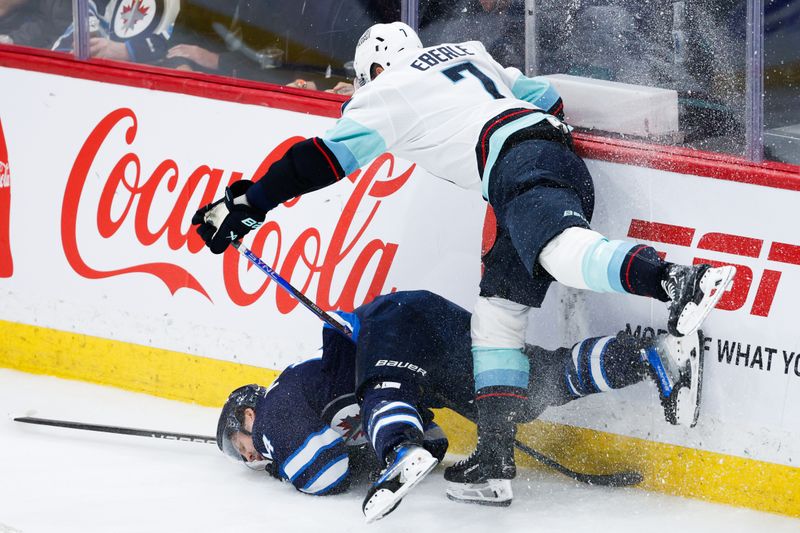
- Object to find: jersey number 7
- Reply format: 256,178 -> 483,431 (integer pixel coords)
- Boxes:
442,62 -> 504,100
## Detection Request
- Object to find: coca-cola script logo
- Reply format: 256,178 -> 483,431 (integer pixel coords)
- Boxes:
0,117 -> 11,278
62,107 -> 414,312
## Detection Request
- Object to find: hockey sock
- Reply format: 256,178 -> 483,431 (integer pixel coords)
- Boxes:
473,346 -> 530,395
362,385 -> 424,465
539,227 -> 669,301
471,297 -> 530,398
472,391 -> 519,479
563,335 -> 650,399
618,245 -> 670,301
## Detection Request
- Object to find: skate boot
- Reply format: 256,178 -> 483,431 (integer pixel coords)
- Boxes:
444,427 -> 516,507
644,330 -> 705,427
362,444 -> 438,523
661,264 -> 736,336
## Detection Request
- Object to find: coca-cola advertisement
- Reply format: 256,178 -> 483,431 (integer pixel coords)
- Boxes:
0,68 -> 485,369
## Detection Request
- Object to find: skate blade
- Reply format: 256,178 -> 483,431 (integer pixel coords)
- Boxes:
446,492 -> 512,507
676,266 -> 736,335
364,454 -> 438,524
445,479 -> 513,507
674,330 -> 705,428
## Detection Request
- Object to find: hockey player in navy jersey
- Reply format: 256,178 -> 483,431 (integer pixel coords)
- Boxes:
216,290 -> 705,521
195,22 -> 734,509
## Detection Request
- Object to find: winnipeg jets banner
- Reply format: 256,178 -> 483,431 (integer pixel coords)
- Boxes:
0,64 -> 798,471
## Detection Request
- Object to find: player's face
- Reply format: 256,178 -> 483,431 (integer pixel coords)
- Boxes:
230,431 -> 264,463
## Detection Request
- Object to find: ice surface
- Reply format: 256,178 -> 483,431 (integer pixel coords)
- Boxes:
1,369 -> 797,533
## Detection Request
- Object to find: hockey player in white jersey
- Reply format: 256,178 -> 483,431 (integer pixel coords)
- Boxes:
192,22 -> 735,508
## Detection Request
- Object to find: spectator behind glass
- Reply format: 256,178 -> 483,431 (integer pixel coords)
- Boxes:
0,0 -> 71,48
51,0 -> 179,64
163,0 -> 392,89
418,0 -> 525,68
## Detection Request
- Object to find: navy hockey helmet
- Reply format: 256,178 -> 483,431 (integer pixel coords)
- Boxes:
216,384 -> 271,470
353,21 -> 422,89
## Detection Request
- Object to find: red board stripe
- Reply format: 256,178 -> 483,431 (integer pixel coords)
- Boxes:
627,219 -> 695,246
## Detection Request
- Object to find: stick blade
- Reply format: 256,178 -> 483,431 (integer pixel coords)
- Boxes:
574,470 -> 644,487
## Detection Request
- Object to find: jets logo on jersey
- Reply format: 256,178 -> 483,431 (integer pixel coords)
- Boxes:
331,403 -> 367,445
110,0 -> 167,39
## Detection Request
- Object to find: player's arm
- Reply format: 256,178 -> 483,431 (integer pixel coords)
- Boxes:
276,424 -> 352,495
257,380 -> 353,496
189,137 -> 349,254
191,94 -> 391,254
507,72 -> 564,120
474,41 -> 564,119
246,87 -> 395,214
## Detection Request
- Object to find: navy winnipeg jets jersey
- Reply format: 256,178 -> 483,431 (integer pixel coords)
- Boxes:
250,354 -> 363,495
248,291 -> 474,495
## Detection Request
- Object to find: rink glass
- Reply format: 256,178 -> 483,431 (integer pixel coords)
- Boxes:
1,0 -> 796,164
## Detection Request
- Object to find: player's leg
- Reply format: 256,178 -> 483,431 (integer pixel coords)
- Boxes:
489,139 -> 734,337
358,381 -> 438,523
354,299 -> 446,523
525,330 -> 706,427
538,227 -> 735,337
444,231 -> 542,507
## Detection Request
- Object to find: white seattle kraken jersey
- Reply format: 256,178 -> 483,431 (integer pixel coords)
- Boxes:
322,41 -> 562,198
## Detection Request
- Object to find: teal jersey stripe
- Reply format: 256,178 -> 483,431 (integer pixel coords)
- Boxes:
481,112 -> 548,199
324,117 -> 386,170
511,75 -> 560,111
321,139 -> 359,175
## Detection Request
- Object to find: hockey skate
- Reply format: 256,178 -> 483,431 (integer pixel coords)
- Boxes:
362,444 -> 438,523
645,330 -> 705,427
444,430 -> 516,507
662,264 -> 736,337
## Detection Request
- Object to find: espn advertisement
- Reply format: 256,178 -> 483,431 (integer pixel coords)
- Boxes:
0,65 -> 798,469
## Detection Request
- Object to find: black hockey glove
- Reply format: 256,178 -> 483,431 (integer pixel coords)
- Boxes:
192,180 -> 266,254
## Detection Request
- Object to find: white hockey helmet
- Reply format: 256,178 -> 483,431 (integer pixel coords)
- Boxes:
353,22 -> 422,89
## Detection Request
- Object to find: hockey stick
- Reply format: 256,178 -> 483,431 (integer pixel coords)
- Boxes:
14,416 -> 216,444
232,241 -> 353,340
233,243 -> 643,487
513,440 -> 643,487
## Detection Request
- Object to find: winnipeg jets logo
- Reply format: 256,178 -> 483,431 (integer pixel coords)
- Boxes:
113,0 -> 157,38
337,414 -> 366,443
121,0 -> 149,32
261,435 -> 274,460
331,404 -> 367,444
